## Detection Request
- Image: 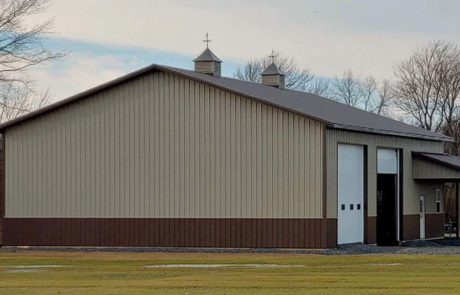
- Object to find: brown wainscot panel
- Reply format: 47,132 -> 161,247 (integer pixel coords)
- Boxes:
2,218 -> 337,249
425,214 -> 444,239
366,216 -> 377,244
403,214 -> 420,241
326,218 -> 337,248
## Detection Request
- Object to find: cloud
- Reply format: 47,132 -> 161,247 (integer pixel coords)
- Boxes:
26,0 -> 459,81
21,0 -> 460,103
26,38 -> 242,102
29,53 -> 134,102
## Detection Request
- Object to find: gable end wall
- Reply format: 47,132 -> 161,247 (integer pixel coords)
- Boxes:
1,70 -> 328,248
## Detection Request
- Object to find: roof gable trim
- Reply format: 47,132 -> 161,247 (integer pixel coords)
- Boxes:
0,64 -> 329,131
0,63 -> 452,143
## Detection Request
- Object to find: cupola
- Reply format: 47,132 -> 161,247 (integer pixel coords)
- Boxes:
193,33 -> 222,77
261,51 -> 285,89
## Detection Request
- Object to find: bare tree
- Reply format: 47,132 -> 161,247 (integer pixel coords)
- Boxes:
329,69 -> 394,115
393,41 -> 460,132
308,78 -> 330,97
376,79 -> 395,116
234,51 -> 329,95
395,41 -> 460,231
330,70 -> 362,107
443,119 -> 460,156
235,58 -> 262,84
0,0 -> 64,122
0,82 -> 50,122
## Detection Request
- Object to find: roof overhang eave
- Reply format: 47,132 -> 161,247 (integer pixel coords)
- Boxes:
331,124 -> 453,142
413,152 -> 460,171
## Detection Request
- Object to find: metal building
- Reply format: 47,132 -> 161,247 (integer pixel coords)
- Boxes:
0,48 -> 458,248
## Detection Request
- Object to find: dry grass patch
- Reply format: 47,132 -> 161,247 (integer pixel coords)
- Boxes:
0,251 -> 459,294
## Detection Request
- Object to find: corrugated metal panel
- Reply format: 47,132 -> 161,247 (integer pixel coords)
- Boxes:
413,157 -> 460,180
5,72 -> 324,218
326,129 -> 444,218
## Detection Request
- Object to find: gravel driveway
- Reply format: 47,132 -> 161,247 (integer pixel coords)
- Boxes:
332,239 -> 460,255
3,239 -> 460,255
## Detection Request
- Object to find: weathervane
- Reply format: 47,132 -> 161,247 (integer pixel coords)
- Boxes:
203,33 -> 211,48
269,49 -> 276,63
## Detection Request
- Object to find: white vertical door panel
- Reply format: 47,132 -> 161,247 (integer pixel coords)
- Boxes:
378,149 -> 398,174
338,144 -> 364,244
420,195 -> 426,239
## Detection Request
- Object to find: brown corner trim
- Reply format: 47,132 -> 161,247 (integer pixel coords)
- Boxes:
322,126 -> 330,248
0,134 -> 4,246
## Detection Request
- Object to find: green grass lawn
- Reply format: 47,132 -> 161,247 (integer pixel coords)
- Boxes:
0,251 -> 460,294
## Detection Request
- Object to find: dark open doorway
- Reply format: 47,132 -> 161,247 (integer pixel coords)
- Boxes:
377,174 -> 398,246
444,183 -> 458,238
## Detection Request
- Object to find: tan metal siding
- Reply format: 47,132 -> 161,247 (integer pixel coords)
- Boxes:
5,72 -> 324,218
326,129 -> 444,218
412,157 -> 460,180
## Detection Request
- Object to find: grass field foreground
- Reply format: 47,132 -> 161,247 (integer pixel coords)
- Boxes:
0,251 -> 459,294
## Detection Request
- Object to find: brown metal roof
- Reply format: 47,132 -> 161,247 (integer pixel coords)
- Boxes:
413,152 -> 460,170
0,63 -> 452,142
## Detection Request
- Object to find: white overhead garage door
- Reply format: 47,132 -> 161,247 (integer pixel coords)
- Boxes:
338,144 -> 364,244
377,148 -> 398,174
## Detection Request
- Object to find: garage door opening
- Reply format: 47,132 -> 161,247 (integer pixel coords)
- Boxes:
377,148 -> 400,246
338,144 -> 364,245
377,174 -> 398,245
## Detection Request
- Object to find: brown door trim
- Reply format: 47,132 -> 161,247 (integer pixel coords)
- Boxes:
363,146 -> 368,243
398,148 -> 404,242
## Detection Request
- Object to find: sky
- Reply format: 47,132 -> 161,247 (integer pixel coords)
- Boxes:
26,0 -> 460,102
